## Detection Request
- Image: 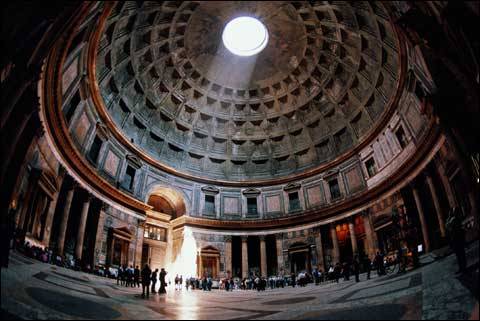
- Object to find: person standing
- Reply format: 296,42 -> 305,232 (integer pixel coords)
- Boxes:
151,269 -> 158,293
446,206 -> 467,274
134,266 -> 140,287
159,268 -> 167,294
353,255 -> 360,283
141,264 -> 152,299
334,263 -> 341,283
117,266 -> 123,285
363,255 -> 371,280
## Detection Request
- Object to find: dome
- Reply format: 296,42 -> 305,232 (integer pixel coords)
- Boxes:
95,1 -> 401,182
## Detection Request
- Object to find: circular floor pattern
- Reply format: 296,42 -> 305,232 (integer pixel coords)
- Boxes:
263,296 -> 316,305
26,287 -> 121,319
297,304 -> 406,320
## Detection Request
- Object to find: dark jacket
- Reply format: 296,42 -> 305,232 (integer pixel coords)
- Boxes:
141,267 -> 152,286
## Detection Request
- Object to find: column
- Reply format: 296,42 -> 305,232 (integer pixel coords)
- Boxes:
314,230 -> 325,271
276,234 -> 284,276
348,218 -> 358,255
426,173 -> 447,237
216,256 -> 221,279
43,190 -> 60,246
93,209 -> 106,266
363,211 -> 378,258
17,170 -> 41,232
197,250 -> 203,277
166,227 -> 174,272
224,236 -> 232,277
260,236 -> 267,277
330,224 -> 340,264
57,185 -> 75,255
134,221 -> 145,267
241,236 -> 249,278
75,194 -> 91,260
412,185 -> 431,253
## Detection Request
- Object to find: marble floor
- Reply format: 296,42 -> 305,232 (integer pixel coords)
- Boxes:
1,245 -> 478,320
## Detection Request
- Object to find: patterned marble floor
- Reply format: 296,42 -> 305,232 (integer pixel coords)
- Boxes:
1,246 -> 478,320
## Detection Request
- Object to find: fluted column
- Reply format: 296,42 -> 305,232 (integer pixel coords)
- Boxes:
330,224 -> 340,264
224,236 -> 232,277
57,185 -> 75,255
260,236 -> 267,277
314,230 -> 325,271
348,218 -> 358,255
276,234 -> 284,276
241,236 -> 249,278
426,174 -> 447,238
75,194 -> 91,260
412,185 -> 430,253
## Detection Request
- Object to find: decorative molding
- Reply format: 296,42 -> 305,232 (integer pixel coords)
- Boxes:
126,154 -> 143,169
283,182 -> 301,192
242,188 -> 261,196
201,185 -> 220,195
95,121 -> 110,140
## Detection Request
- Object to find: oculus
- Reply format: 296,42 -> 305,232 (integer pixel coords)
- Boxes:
222,16 -> 268,56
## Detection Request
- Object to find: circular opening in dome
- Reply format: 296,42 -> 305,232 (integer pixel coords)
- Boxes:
222,17 -> 268,56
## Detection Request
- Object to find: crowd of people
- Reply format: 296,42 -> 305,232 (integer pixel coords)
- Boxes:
10,205 -> 470,300
17,241 -> 85,271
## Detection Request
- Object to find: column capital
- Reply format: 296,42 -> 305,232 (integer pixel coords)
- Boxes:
259,235 -> 266,241
241,235 -> 248,242
224,235 -> 232,242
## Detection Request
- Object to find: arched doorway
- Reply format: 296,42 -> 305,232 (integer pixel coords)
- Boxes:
288,242 -> 312,274
143,186 -> 188,272
146,187 -> 186,219
197,246 -> 220,278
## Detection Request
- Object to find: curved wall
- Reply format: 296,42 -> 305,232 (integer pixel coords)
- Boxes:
39,1 -> 439,230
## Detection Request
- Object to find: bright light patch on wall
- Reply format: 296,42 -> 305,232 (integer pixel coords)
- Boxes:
222,17 -> 268,56
167,227 -> 198,279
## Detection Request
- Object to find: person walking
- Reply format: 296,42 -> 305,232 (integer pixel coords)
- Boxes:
141,264 -> 152,299
159,268 -> 167,294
